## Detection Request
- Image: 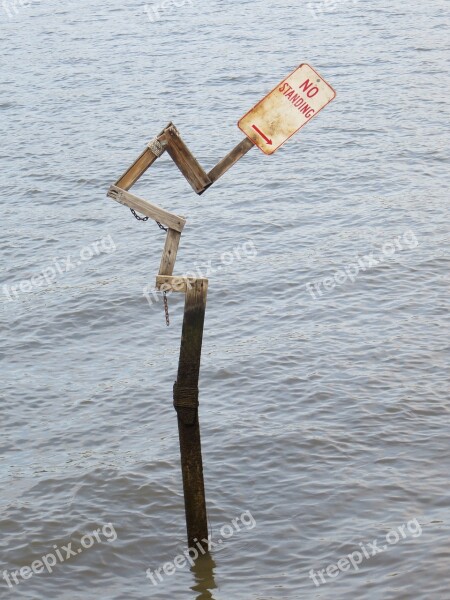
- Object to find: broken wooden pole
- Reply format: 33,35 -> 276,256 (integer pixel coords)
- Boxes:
107,64 -> 337,547
173,278 -> 209,547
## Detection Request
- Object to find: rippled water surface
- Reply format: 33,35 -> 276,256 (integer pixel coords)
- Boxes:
1,0 -> 449,598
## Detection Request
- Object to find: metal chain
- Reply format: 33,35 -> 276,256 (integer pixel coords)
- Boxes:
130,209 -> 168,232
130,208 -> 149,221
129,207 -> 168,325
163,291 -> 170,326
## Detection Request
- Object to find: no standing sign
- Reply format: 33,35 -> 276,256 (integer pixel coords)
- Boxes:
238,64 -> 336,155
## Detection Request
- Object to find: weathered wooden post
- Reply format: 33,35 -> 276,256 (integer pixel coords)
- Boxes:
174,278 -> 208,545
155,275 -> 209,545
106,63 -> 336,547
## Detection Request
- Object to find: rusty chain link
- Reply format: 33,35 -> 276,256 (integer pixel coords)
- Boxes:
163,291 -> 170,327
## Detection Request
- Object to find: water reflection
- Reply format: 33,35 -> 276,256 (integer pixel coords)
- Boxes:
190,552 -> 218,600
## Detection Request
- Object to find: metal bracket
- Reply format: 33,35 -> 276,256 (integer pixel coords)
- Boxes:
147,137 -> 166,157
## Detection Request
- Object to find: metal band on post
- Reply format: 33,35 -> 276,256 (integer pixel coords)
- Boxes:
173,382 -> 199,425
147,137 -> 165,157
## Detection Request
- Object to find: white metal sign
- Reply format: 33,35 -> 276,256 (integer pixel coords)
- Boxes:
238,63 -> 336,155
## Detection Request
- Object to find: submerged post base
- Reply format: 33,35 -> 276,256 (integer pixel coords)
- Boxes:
174,278 -> 209,547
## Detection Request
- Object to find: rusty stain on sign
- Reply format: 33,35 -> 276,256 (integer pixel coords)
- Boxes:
238,63 -> 336,155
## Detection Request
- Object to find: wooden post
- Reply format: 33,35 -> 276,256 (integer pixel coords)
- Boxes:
159,229 -> 182,276
114,123 -> 172,190
174,278 -> 209,547
161,125 -> 212,194
207,137 -> 255,186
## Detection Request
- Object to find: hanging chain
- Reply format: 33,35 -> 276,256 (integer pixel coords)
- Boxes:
163,291 -> 170,326
129,207 -> 169,325
130,208 -> 149,221
130,208 -> 168,232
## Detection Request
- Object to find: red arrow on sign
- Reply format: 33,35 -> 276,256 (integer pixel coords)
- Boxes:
252,124 -> 272,145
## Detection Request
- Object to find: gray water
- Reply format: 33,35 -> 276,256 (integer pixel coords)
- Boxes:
1,0 -> 449,598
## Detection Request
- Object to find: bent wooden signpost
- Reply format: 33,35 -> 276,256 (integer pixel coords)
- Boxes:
106,64 -> 336,548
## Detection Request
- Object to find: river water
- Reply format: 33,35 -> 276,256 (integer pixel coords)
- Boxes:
1,0 -> 449,598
